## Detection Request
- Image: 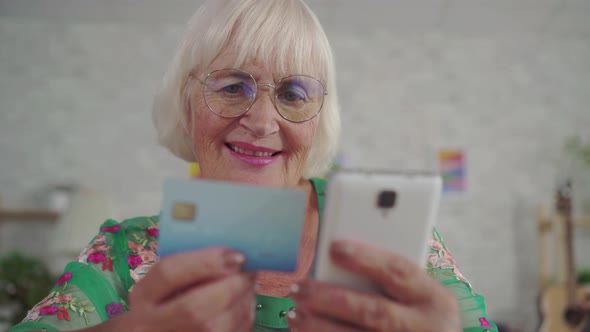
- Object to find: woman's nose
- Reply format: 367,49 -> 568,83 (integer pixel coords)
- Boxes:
238,88 -> 280,138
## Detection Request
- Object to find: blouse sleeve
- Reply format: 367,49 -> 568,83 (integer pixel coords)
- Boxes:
8,218 -> 140,332
427,229 -> 498,332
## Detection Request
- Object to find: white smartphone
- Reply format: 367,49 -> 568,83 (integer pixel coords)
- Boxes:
314,170 -> 442,294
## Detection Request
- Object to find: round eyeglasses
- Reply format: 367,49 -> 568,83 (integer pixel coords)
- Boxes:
195,68 -> 328,123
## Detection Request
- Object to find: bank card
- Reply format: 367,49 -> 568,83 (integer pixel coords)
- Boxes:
158,178 -> 306,272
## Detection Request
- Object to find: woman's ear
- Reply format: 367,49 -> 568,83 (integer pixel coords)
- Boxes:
182,99 -> 197,162
182,79 -> 194,137
184,102 -> 192,135
182,82 -> 199,162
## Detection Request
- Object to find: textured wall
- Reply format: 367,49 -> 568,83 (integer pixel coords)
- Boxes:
1,1 -> 590,330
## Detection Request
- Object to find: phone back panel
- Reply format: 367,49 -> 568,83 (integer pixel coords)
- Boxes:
314,171 -> 442,293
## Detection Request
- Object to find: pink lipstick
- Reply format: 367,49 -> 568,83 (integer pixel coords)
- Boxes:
226,142 -> 281,167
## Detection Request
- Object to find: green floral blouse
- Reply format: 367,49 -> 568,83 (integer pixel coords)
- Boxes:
10,178 -> 497,332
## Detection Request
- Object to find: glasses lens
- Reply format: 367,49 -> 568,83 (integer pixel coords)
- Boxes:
275,76 -> 325,122
203,69 -> 256,117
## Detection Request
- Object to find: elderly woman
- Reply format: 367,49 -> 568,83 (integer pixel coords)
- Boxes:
11,1 -> 496,331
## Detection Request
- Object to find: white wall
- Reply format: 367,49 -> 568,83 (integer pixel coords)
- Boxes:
1,1 -> 590,330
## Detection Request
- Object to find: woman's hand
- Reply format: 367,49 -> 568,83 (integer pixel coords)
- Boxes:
90,247 -> 256,332
289,240 -> 461,332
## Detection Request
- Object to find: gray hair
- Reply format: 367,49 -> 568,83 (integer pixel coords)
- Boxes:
152,0 -> 341,177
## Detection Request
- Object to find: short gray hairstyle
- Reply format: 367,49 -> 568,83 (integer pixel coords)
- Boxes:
152,0 -> 341,178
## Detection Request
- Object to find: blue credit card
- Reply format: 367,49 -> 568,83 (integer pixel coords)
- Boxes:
158,178 -> 307,272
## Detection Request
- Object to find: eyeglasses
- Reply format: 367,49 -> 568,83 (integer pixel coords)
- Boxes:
194,68 -> 328,123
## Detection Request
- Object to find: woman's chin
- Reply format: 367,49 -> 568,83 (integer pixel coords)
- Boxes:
227,171 -> 287,187
201,167 -> 287,187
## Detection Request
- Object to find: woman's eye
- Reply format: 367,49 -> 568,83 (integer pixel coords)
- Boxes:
222,84 -> 243,93
280,86 -> 307,102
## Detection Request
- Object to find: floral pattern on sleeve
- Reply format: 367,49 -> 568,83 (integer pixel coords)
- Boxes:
14,217 -> 160,331
127,221 -> 160,283
426,230 -> 472,289
22,272 -> 96,325
77,232 -> 114,271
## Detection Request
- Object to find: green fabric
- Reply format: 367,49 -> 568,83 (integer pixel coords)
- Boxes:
8,321 -> 59,332
64,262 -> 120,321
254,294 -> 296,329
464,328 -> 496,332
10,177 -> 497,332
309,177 -> 326,216
108,218 -> 135,293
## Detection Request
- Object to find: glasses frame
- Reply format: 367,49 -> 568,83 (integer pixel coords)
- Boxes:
193,68 -> 328,123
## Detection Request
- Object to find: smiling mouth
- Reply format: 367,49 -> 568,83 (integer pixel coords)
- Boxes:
226,143 -> 281,157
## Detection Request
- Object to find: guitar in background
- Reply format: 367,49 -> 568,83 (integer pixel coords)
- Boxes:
539,180 -> 590,332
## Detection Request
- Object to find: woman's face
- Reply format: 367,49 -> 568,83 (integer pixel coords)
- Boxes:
187,50 -> 319,188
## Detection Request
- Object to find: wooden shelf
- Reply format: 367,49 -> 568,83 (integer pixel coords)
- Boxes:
0,209 -> 59,221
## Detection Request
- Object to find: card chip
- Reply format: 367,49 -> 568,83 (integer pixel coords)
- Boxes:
172,202 -> 196,221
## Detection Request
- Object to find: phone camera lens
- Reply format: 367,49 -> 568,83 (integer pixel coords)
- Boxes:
377,190 -> 397,209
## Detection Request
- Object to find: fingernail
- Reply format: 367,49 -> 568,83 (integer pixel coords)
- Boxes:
331,241 -> 355,257
224,251 -> 245,268
287,309 -> 303,325
290,283 -> 307,297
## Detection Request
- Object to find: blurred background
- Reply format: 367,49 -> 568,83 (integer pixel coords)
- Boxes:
1,0 -> 590,331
